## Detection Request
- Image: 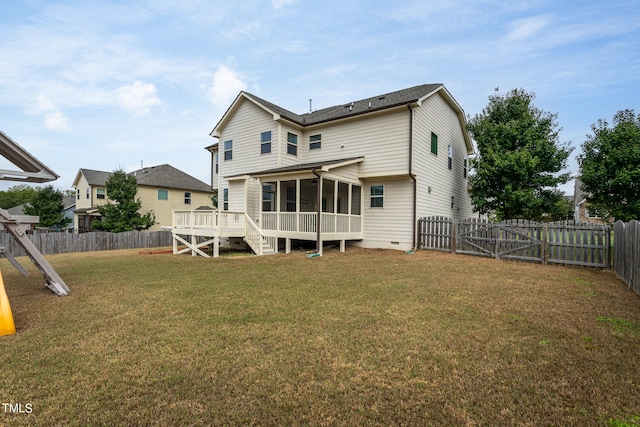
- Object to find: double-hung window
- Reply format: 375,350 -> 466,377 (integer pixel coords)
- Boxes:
184,192 -> 192,205
370,185 -> 384,208
261,131 -> 271,154
309,134 -> 321,150
224,140 -> 233,161
287,132 -> 298,156
96,188 -> 106,199
448,145 -> 453,170
223,188 -> 229,210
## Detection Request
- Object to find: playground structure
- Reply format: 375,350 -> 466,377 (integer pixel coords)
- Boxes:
0,131 -> 70,297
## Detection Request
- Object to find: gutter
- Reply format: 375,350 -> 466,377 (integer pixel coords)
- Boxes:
312,168 -> 322,255
408,103 -> 417,253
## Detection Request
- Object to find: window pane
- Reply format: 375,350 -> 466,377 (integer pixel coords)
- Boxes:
261,142 -> 271,154
287,144 -> 297,155
262,182 -> 276,212
431,132 -> 438,155
280,181 -> 297,212
322,179 -> 335,213
371,185 -> 384,196
261,131 -> 271,142
351,185 -> 361,215
370,197 -> 383,208
158,189 -> 168,200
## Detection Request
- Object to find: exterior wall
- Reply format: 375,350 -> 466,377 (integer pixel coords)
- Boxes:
298,109 -> 410,177
136,186 -> 213,231
216,100 -> 280,204
356,177 -> 414,251
412,93 -> 474,220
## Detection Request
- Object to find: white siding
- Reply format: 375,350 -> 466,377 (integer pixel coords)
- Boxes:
413,93 -> 474,219
228,180 -> 246,212
357,177 -> 414,250
217,100 -> 280,193
300,109 -> 410,177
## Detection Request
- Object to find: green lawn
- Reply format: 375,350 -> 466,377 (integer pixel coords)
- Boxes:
1,247 -> 640,426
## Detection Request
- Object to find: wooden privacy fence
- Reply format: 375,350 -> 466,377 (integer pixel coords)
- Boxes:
419,217 -> 611,268
0,230 -> 172,256
614,220 -> 640,294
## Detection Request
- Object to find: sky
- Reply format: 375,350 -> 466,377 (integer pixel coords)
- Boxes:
1,0 -> 639,196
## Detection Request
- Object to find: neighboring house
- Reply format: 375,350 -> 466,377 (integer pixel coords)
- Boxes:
5,195 -> 75,230
72,164 -> 213,233
573,178 -> 608,224
176,83 -> 474,256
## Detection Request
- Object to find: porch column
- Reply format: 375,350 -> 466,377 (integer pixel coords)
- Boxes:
213,236 -> 220,258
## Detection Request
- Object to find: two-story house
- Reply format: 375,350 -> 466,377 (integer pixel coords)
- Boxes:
73,164 -> 213,233
172,84 -> 474,257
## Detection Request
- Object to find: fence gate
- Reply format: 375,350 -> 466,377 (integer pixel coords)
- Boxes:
455,219 -> 543,262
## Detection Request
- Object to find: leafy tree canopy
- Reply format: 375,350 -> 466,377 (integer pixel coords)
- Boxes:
467,88 -> 572,221
92,169 -> 155,232
0,184 -> 37,209
23,185 -> 71,228
577,109 -> 640,222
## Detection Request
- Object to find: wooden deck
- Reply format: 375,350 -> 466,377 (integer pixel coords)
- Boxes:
171,210 -> 363,257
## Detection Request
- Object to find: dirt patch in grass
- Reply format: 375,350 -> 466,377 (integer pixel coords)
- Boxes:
1,247 -> 640,426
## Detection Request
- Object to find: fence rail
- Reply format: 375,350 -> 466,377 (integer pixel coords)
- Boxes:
614,220 -> 640,294
0,230 -> 172,256
418,217 -> 611,269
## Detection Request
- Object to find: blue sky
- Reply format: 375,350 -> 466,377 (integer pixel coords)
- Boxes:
1,0 -> 638,195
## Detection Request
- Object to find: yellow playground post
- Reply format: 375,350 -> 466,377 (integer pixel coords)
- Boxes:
0,270 -> 16,336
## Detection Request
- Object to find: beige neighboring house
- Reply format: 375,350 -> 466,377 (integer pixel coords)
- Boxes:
72,164 -> 213,233
175,84 -> 475,256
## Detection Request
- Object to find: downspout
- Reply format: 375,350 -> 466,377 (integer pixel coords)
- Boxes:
312,168 -> 322,255
408,103 -> 417,253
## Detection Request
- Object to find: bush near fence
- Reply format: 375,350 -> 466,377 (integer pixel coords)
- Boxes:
614,220 -> 640,294
0,230 -> 172,256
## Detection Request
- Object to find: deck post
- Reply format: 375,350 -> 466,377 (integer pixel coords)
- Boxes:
191,234 -> 198,256
340,240 -> 345,252
285,238 -> 291,254
213,237 -> 220,258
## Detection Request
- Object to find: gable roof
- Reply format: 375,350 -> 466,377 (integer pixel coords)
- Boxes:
211,84 -> 473,154
131,164 -> 212,192
0,130 -> 59,183
74,165 -> 212,193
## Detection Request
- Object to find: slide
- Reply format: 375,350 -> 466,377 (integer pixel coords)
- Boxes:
0,271 -> 16,336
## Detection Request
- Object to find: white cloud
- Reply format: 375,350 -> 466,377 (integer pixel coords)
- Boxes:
272,0 -> 295,9
116,81 -> 163,116
505,15 -> 552,42
44,111 -> 71,131
208,66 -> 247,108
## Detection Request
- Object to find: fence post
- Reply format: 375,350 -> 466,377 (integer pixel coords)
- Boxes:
451,220 -> 457,254
541,223 -> 548,265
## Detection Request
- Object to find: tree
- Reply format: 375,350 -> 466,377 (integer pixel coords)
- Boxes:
467,88 -> 572,221
0,184 -> 37,209
577,109 -> 640,221
23,185 -> 71,228
92,169 -> 155,232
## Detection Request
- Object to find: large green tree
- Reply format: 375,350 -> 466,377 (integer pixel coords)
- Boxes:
577,109 -> 640,222
467,88 -> 572,221
23,185 -> 71,228
0,184 -> 37,209
92,169 -> 155,232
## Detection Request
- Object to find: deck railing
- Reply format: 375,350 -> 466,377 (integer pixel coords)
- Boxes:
261,212 -> 362,234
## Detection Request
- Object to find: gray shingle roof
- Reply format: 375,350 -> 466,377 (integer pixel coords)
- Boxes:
130,164 -> 212,192
79,165 -> 212,193
227,156 -> 364,178
245,84 -> 443,126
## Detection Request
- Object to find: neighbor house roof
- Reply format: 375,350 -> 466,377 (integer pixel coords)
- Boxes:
131,164 -> 212,192
0,130 -> 59,183
74,165 -> 212,193
211,84 -> 473,154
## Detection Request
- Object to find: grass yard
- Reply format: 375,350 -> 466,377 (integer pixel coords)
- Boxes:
1,247 -> 640,426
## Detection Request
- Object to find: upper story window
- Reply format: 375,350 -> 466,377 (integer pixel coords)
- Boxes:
370,185 -> 384,208
184,192 -> 192,205
86,188 -> 90,199
77,189 -> 80,200
463,159 -> 468,178
431,132 -> 438,155
448,145 -> 453,170
96,188 -> 106,199
309,134 -> 321,150
158,189 -> 168,200
261,131 -> 272,154
224,140 -> 233,161
214,153 -> 219,174
287,132 -> 298,156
